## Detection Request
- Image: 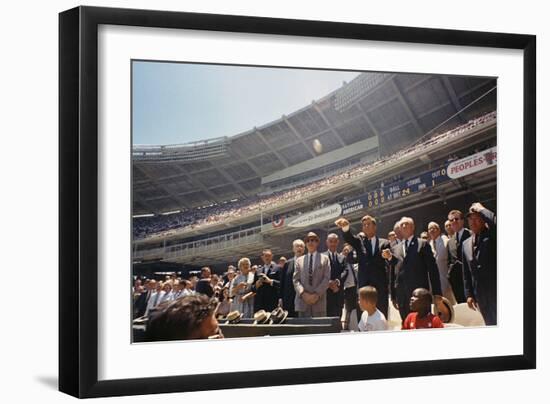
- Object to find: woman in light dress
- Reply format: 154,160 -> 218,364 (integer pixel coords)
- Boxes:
229,257 -> 255,318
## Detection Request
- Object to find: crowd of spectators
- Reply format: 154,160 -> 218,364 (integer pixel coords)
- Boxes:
134,111 -> 496,240
134,200 -> 496,341
134,265 -> 251,321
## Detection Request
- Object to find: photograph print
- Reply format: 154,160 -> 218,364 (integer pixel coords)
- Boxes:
131,61 -> 497,343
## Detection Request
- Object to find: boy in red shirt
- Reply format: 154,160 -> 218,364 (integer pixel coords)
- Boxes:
402,288 -> 444,330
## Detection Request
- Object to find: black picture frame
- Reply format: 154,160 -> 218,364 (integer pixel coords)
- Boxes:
59,5 -> 536,398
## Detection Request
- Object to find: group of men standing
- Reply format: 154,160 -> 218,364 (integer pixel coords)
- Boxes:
248,201 -> 496,328
251,216 -> 395,326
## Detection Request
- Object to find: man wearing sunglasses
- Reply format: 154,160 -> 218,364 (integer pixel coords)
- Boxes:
293,232 -> 330,318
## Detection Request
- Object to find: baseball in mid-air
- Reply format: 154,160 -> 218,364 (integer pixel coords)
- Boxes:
313,139 -> 323,154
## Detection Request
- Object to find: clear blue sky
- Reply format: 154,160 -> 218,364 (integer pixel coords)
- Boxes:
132,61 -> 359,145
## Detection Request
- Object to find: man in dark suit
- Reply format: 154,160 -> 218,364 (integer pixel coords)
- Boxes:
461,203 -> 497,326
195,267 -> 214,297
383,216 -> 443,322
134,279 -> 155,318
446,209 -> 470,303
279,239 -> 305,317
323,233 -> 345,317
252,249 -> 281,312
335,215 -> 391,318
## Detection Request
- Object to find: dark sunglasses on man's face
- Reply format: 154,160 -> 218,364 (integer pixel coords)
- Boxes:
449,217 -> 462,222
306,239 -> 318,243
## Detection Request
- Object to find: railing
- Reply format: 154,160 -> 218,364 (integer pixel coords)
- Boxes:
134,226 -> 262,260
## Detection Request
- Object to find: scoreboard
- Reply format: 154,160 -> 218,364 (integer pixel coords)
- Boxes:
373,166 -> 449,206
341,166 -> 450,215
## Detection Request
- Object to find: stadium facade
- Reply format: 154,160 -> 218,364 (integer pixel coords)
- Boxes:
132,72 -> 496,276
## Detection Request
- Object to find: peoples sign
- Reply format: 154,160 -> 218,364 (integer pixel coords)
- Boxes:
447,146 -> 497,179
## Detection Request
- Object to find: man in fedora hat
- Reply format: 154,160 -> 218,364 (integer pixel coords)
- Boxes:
293,232 -> 330,317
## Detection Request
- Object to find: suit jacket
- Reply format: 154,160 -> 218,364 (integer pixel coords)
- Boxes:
145,291 -> 161,316
252,262 -> 281,311
322,250 -> 345,314
133,289 -> 151,318
461,208 -> 497,305
293,252 -> 330,313
430,235 -> 450,292
322,250 -> 345,281
342,229 -> 390,291
279,258 -> 297,313
195,278 -> 214,297
447,228 -> 471,303
389,237 -> 442,301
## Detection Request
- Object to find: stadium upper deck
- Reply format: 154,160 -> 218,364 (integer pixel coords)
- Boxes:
133,72 -> 496,216
134,111 -> 496,245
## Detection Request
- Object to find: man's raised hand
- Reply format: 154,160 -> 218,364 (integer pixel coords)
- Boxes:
334,217 -> 350,228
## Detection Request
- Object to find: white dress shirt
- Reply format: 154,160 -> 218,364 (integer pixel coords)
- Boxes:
367,236 -> 377,255
306,251 -> 319,266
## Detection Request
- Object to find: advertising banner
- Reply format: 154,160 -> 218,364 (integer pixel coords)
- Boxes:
287,204 -> 342,228
447,146 -> 497,179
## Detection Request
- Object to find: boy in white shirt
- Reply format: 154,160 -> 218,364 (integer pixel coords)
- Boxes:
357,286 -> 388,332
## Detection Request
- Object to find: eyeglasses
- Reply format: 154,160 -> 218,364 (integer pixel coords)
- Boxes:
306,239 -> 318,243
449,217 -> 462,222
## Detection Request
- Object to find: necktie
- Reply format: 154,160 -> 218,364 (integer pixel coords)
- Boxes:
308,254 -> 313,286
365,238 -> 372,256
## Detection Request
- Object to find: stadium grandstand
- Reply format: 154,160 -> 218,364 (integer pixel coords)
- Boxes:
132,72 -> 496,277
